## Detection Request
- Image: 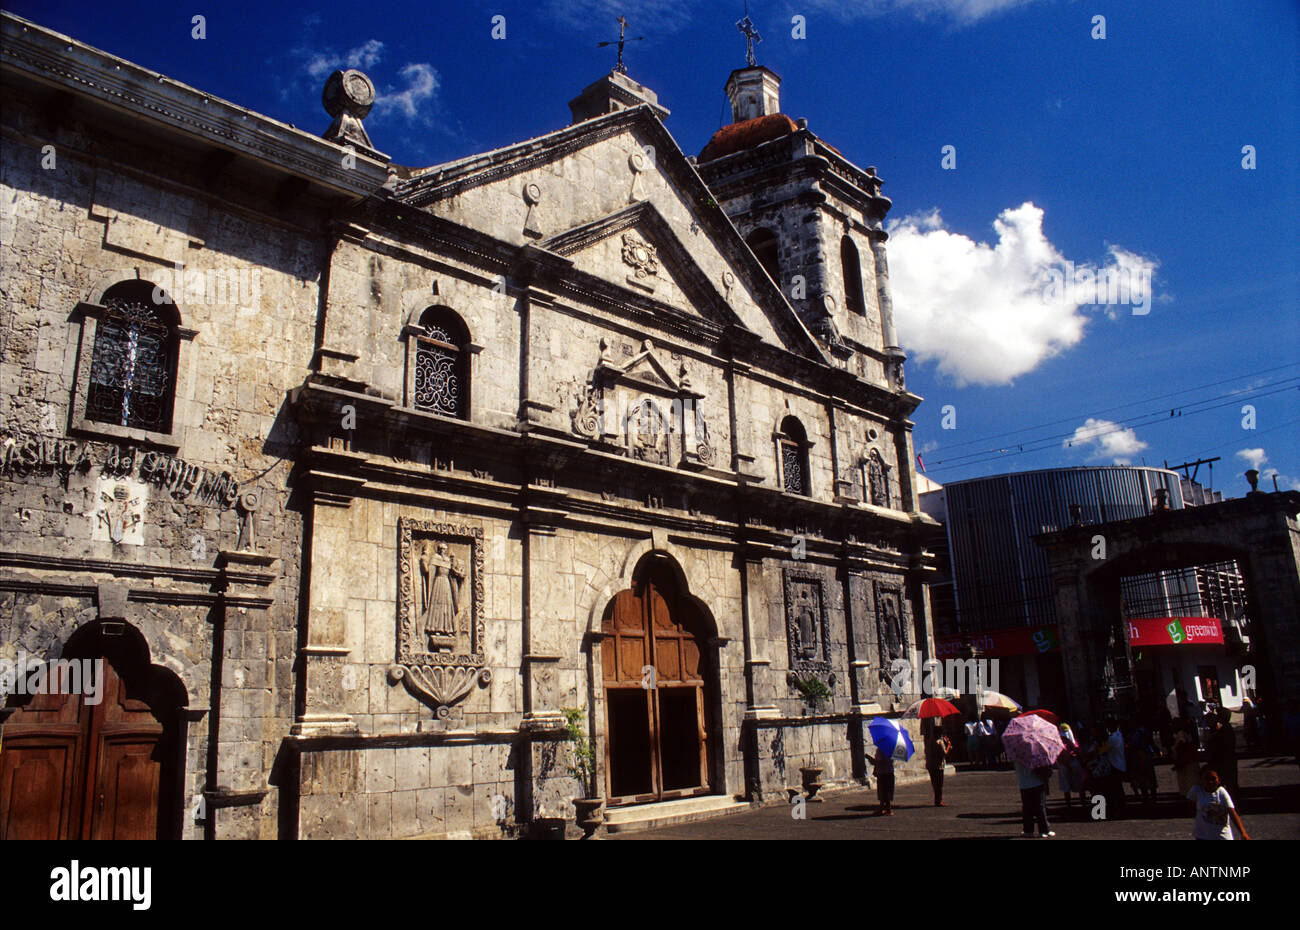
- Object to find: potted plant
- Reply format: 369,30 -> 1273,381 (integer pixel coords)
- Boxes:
789,673 -> 833,713
562,706 -> 604,837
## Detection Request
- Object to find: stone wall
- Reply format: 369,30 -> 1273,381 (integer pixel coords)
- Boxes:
0,98 -> 321,838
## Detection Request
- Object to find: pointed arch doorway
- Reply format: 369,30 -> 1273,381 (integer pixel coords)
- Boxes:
600,556 -> 716,806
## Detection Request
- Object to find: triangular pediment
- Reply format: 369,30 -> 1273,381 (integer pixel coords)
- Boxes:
542,202 -> 739,328
393,107 -> 827,361
593,337 -> 699,396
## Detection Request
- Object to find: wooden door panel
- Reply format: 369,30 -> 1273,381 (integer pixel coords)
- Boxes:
89,737 -> 161,840
655,638 -> 680,682
0,737 -> 79,839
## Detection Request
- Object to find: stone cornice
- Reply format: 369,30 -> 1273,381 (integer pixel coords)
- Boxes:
1,12 -> 390,198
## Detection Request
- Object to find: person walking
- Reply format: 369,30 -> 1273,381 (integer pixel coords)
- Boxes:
1172,719 -> 1200,797
1127,721 -> 1158,808
1156,703 -> 1175,761
979,716 -> 998,769
925,722 -> 952,806
1103,717 -> 1128,817
871,747 -> 896,816
1056,723 -> 1085,812
1014,760 -> 1055,838
1206,710 -> 1239,797
965,717 -> 981,769
1188,766 -> 1250,840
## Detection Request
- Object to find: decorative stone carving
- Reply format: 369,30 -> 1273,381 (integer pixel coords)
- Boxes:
522,182 -> 543,239
874,581 -> 906,666
627,150 -> 647,202
783,569 -> 831,675
235,490 -> 260,551
92,479 -> 144,546
570,383 -> 602,439
621,231 -> 659,281
391,517 -> 488,717
627,397 -> 670,464
694,409 -> 716,467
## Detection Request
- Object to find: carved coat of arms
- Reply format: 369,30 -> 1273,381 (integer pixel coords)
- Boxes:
621,231 -> 659,279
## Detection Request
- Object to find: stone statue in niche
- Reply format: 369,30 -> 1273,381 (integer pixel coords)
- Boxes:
783,571 -> 830,673
877,589 -> 904,662
794,593 -> 818,661
867,454 -> 889,507
627,398 -> 669,464
418,541 -> 466,652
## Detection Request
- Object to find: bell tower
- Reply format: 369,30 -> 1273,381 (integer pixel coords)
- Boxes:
696,43 -> 906,391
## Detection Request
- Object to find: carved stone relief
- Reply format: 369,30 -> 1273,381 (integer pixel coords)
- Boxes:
783,569 -> 831,675
874,581 -> 906,666
390,517 -> 490,717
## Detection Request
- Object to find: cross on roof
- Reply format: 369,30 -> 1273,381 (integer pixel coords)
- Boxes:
736,14 -> 761,67
597,15 -> 643,75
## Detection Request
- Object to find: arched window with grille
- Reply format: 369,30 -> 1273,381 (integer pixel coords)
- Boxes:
84,280 -> 179,433
778,415 -> 811,496
410,306 -> 470,419
841,235 -> 867,316
746,228 -> 781,289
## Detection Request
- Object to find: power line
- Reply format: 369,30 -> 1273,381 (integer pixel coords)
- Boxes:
922,362 -> 1300,455
925,381 -> 1300,473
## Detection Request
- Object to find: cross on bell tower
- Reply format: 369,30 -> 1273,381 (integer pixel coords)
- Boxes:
736,12 -> 761,67
597,15 -> 643,75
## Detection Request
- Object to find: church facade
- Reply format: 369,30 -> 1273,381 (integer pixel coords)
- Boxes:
0,12 -> 939,839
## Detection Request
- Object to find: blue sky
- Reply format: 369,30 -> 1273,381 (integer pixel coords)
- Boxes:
11,0 -> 1297,493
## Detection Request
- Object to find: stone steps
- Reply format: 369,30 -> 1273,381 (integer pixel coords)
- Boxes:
602,795 -> 750,834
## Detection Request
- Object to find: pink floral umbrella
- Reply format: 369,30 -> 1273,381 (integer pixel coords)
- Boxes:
1000,713 -> 1066,769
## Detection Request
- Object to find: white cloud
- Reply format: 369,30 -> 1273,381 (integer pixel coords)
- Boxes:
886,202 -> 1157,385
347,39 -> 385,70
372,63 -> 439,122
305,40 -> 387,81
1236,448 -> 1268,470
1065,418 -> 1148,464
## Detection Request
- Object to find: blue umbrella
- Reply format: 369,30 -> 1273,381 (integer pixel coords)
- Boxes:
867,717 -> 915,761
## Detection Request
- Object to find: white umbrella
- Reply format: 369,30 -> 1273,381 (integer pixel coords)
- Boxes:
979,690 -> 1021,711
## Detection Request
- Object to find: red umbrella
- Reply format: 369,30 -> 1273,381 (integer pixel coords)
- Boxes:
902,697 -> 961,719
1016,708 -> 1061,725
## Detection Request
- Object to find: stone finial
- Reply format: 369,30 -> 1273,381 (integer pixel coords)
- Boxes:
322,69 -> 377,152
1245,469 -> 1260,493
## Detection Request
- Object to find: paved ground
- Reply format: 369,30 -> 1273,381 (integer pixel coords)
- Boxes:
609,751 -> 1300,840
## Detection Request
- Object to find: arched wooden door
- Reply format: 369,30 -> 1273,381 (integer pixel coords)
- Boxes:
0,649 -> 180,840
601,562 -> 712,805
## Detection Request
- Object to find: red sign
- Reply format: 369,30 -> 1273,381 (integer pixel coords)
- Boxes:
1127,617 -> 1223,647
935,626 -> 1060,658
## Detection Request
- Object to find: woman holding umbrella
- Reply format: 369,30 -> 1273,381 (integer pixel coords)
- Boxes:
925,722 -> 953,806
867,717 -> 915,816
1001,713 -> 1065,838
906,697 -> 960,806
